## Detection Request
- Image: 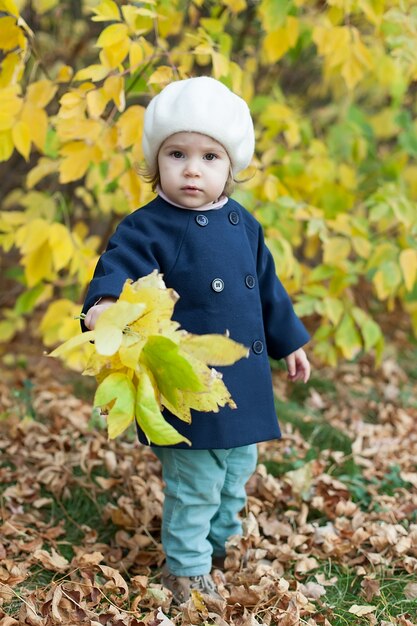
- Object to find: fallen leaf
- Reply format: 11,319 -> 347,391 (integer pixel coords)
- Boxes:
32,548 -> 69,572
348,604 -> 377,616
404,582 -> 417,599
298,581 -> 326,600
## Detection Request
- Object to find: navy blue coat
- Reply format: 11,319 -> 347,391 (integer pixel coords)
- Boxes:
83,196 -> 310,449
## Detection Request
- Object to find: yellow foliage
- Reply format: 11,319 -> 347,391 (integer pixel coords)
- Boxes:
263,17 -> 299,63
313,23 -> 373,89
117,106 -> 145,149
59,141 -> 102,183
96,23 -> 129,48
91,0 -> 121,22
12,119 -> 31,160
26,158 -> 58,188
0,0 -> 20,15
222,0 -> 246,12
399,249 -> 417,292
1,0 -> 417,363
0,129 -> 14,161
148,65 -> 174,86
50,272 -> 248,445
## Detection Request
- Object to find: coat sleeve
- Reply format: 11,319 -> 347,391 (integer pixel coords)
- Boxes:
256,225 -> 310,360
81,212 -> 162,321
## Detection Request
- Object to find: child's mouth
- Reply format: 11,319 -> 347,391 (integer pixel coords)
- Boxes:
182,186 -> 201,193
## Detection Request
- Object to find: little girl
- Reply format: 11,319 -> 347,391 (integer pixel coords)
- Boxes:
83,77 -> 311,604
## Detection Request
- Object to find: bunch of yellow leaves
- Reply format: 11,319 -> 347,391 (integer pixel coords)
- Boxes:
50,271 -> 248,446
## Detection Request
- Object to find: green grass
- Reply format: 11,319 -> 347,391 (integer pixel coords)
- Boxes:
275,396 -> 352,454
303,563 -> 417,625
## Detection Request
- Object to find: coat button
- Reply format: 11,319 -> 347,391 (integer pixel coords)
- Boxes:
229,211 -> 239,225
211,278 -> 224,292
252,340 -> 264,354
245,274 -> 256,289
195,214 -> 208,226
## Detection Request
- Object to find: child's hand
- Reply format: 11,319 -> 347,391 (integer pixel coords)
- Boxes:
84,297 -> 116,330
284,348 -> 311,383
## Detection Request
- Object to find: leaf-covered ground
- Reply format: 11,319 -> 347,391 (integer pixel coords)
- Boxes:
1,344 -> 417,625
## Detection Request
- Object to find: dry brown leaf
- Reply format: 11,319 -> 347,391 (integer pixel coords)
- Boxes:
348,604 -> 377,616
294,557 -> 319,574
71,551 -> 104,569
404,582 -> 417,600
297,582 -> 326,600
0,617 -> 19,626
50,584 -> 64,623
98,564 -> 129,599
32,548 -> 69,572
361,577 -> 381,602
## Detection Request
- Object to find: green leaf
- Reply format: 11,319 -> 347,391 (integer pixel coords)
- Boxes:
49,330 -> 95,357
351,307 -> 382,351
335,313 -> 362,360
15,283 -> 45,314
259,0 -> 291,30
135,368 -> 190,446
94,372 -> 135,439
141,336 -> 204,407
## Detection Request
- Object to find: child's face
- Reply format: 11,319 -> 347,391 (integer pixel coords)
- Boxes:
158,132 -> 231,208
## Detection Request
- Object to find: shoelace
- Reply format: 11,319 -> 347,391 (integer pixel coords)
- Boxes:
189,575 -> 217,593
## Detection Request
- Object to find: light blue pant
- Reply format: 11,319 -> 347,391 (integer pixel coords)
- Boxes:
152,445 -> 257,577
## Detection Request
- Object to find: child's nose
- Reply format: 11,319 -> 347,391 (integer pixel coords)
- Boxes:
184,158 -> 201,176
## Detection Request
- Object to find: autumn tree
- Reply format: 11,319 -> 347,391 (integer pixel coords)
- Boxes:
1,0 -> 417,369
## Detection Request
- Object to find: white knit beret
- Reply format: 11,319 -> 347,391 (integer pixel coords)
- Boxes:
142,77 -> 255,174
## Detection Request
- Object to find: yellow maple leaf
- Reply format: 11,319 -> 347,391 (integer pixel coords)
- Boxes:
116,105 -> 145,149
120,272 -> 179,339
12,119 -> 31,160
15,218 -> 49,254
96,23 -> 129,48
148,65 -> 174,86
20,102 -> 48,151
263,16 -> 299,63
180,334 -> 248,366
0,129 -> 15,161
91,0 -> 121,22
323,236 -> 351,267
103,75 -> 125,111
0,86 -> 22,129
95,372 -> 136,439
212,52 -> 229,79
49,223 -> 75,271
24,241 -> 53,286
0,0 -> 19,15
94,300 -> 146,356
86,88 -> 110,119
59,141 -> 102,183
26,157 -> 57,188
26,79 -> 57,108
74,64 -> 109,83
100,38 -> 130,69
0,15 -> 25,51
399,249 -> 417,292
129,41 -> 144,69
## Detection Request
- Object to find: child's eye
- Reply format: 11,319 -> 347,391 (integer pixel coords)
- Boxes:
170,151 -> 184,158
204,153 -> 218,161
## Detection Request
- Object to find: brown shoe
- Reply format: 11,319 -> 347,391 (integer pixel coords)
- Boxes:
161,564 -> 223,604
